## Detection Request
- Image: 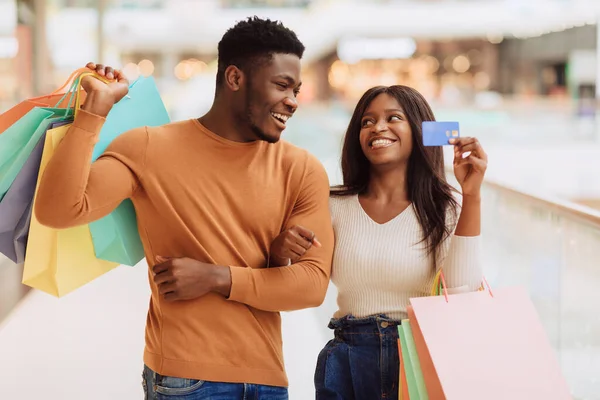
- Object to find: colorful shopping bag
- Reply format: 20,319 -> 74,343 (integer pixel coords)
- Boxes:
0,68 -> 87,134
0,119 -> 72,263
398,337 -> 410,400
86,76 -> 170,265
406,306 -> 444,400
0,108 -> 74,200
398,322 -> 428,399
22,124 -> 118,297
407,280 -> 572,399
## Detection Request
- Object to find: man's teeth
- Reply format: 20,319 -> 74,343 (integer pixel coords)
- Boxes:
371,139 -> 394,148
271,112 -> 289,123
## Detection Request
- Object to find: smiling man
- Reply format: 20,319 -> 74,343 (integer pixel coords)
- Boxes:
34,17 -> 334,400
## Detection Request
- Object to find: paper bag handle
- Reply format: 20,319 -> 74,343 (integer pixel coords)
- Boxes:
432,269 -> 493,302
49,68 -> 91,95
73,72 -> 111,117
27,67 -> 91,102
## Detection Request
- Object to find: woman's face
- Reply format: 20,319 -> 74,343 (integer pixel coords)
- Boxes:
359,93 -> 413,168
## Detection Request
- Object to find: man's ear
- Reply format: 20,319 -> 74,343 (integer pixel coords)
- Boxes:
224,65 -> 244,92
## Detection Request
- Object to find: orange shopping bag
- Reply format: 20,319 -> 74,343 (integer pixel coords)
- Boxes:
397,338 -> 410,400
0,68 -> 88,134
407,275 -> 572,400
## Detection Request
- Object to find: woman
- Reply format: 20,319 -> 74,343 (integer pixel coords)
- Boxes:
270,85 -> 487,399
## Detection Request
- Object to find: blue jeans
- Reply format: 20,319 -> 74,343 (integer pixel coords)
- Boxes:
314,315 -> 401,400
142,365 -> 288,400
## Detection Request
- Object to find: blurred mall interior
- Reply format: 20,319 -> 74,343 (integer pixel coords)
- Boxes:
0,0 -> 599,398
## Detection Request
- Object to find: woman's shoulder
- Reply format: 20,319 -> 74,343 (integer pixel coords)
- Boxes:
328,188 -> 357,216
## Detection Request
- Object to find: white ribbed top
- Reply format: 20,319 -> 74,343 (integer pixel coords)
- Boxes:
329,194 -> 482,321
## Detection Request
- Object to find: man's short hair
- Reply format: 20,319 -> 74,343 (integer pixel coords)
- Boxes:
216,16 -> 305,88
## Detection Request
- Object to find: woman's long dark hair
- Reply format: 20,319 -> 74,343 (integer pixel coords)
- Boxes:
332,85 -> 458,260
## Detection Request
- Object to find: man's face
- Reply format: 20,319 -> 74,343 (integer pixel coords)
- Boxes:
242,53 -> 302,143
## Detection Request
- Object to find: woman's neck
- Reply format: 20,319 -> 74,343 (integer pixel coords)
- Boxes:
363,163 -> 409,203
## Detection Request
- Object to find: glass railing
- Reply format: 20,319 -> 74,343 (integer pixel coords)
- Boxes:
474,178 -> 600,400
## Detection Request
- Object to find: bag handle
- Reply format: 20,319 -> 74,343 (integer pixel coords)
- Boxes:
52,77 -> 80,115
432,269 -> 493,302
50,68 -> 91,95
51,70 -> 111,117
73,72 -> 111,118
28,67 -> 91,102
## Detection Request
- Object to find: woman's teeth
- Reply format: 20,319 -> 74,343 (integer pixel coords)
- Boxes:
371,139 -> 395,148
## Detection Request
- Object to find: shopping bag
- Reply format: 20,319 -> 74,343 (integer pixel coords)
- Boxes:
398,321 -> 428,400
12,200 -> 32,264
0,120 -> 72,263
0,107 -> 74,200
86,76 -> 170,265
407,279 -> 572,399
398,338 -> 410,400
22,124 -> 118,297
0,68 -> 87,134
406,306 -> 444,400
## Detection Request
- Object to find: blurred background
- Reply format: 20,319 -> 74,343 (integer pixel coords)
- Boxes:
0,0 -> 599,398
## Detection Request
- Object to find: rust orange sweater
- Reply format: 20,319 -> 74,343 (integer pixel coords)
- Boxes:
34,110 -> 334,386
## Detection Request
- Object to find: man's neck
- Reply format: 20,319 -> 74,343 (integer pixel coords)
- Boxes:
198,102 -> 256,143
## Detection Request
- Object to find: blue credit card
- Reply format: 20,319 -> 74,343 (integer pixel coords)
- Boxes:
422,121 -> 460,146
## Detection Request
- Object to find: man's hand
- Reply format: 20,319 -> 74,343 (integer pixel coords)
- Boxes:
80,62 -> 130,118
152,256 -> 232,302
269,225 -> 321,267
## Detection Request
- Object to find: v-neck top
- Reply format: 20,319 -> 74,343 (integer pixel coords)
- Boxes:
329,194 -> 482,320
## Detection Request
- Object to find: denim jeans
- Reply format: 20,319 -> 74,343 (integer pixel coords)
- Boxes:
314,315 -> 401,400
142,365 -> 288,400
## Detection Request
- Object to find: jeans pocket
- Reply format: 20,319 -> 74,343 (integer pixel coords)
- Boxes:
154,374 -> 206,396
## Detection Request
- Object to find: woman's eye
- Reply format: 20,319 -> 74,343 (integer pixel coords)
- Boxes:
390,115 -> 402,121
361,120 -> 373,127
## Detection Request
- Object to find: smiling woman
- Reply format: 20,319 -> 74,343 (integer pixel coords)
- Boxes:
268,84 -> 488,399
334,85 -> 457,252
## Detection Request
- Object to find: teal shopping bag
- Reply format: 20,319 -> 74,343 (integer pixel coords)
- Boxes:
88,76 -> 170,266
0,108 -> 72,201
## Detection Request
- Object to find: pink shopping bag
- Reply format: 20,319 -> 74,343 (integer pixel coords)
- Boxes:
408,282 -> 572,400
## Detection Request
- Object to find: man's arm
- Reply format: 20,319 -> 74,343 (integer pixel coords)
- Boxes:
35,67 -> 143,229
35,112 -> 146,228
226,155 -> 334,312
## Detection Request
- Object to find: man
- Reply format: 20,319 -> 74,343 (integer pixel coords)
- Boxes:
35,17 -> 333,399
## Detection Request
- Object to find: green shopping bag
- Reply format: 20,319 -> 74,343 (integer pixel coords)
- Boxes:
398,321 -> 429,400
87,76 -> 170,266
0,78 -> 81,201
0,108 -> 73,201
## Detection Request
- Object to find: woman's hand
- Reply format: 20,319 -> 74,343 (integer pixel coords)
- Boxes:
450,137 -> 488,198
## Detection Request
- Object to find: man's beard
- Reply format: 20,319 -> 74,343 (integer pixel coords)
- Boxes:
244,81 -> 279,144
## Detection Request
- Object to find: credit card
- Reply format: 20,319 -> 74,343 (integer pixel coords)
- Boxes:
422,121 -> 460,146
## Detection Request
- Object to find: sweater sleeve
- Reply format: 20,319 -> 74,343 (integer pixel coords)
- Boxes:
436,202 -> 483,291
35,110 -> 148,229
227,153 -> 334,312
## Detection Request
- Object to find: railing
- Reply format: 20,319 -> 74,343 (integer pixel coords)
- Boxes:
472,176 -> 600,400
